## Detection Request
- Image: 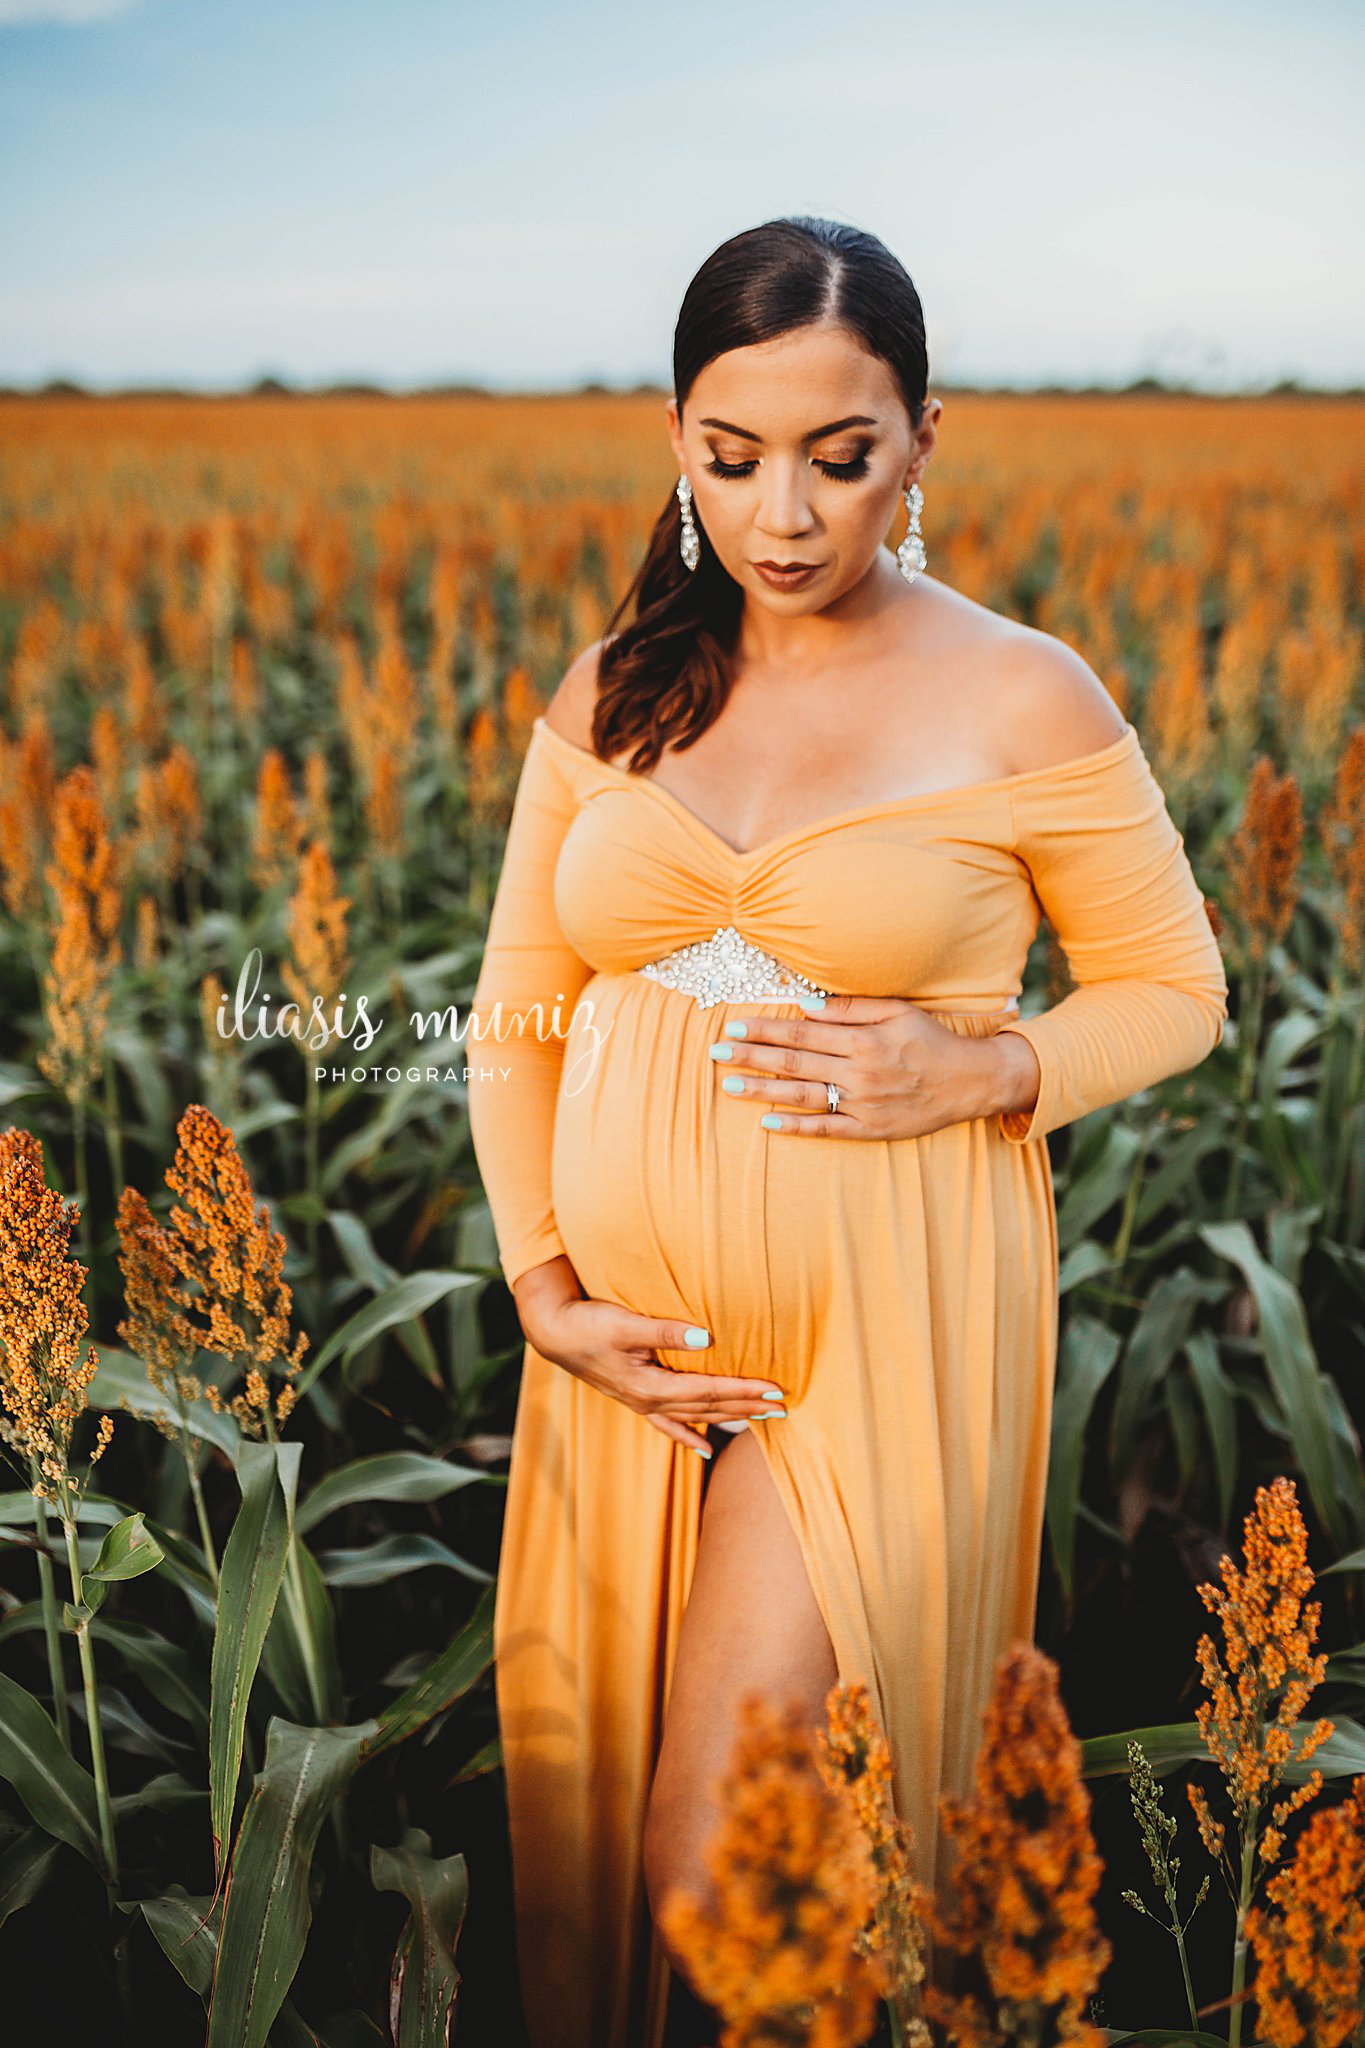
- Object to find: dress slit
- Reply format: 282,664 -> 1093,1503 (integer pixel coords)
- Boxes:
495,1340 -> 967,2048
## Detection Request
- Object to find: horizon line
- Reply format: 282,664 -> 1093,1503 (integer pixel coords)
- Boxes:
2,373 -> 1363,403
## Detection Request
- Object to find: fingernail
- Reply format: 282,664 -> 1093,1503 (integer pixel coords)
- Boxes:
720,1075 -> 745,1094
749,1408 -> 786,1419
760,1390 -> 785,1401
708,1043 -> 733,1061
692,1444 -> 712,1459
714,1418 -> 749,1432
684,1326 -> 711,1347
761,1114 -> 782,1129
723,1020 -> 748,1037
797,995 -> 825,1010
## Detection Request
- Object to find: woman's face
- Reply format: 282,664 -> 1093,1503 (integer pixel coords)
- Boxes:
666,320 -> 939,612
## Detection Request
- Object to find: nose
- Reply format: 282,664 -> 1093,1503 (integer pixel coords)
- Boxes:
754,460 -> 817,539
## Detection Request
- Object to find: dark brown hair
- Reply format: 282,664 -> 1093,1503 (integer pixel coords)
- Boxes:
591,215 -> 930,773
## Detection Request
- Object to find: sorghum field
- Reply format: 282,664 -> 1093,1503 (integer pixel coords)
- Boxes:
1,390 -> 1363,2047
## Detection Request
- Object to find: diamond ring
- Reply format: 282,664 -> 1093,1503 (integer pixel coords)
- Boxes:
826,1081 -> 841,1114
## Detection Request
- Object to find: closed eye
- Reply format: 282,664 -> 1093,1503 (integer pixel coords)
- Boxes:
704,455 -> 870,483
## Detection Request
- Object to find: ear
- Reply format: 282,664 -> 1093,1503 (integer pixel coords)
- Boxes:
664,398 -> 684,467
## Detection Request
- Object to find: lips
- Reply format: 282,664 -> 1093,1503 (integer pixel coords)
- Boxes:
756,561 -> 818,571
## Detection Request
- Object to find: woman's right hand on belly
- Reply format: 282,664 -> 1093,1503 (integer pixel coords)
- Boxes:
513,1262 -> 785,1455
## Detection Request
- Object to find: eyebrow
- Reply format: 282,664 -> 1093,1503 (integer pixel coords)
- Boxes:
697,414 -> 879,443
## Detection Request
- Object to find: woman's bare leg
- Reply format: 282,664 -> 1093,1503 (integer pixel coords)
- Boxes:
642,1423 -> 839,2029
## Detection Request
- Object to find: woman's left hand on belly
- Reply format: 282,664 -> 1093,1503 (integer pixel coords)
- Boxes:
705,994 -> 1034,1139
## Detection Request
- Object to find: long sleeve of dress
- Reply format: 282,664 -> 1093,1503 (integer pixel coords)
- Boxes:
994,733 -> 1228,1145
467,732 -> 595,1289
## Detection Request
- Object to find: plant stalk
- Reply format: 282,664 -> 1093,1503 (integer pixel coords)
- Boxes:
262,1410 -> 328,1725
1223,958 -> 1266,1219
100,1050 -> 125,1203
1176,1915 -> 1200,2034
59,1498 -> 118,1885
1326,1000 -> 1365,1238
178,1416 -> 220,1589
32,1481 -> 70,1748
305,1058 -> 321,1295
282,1535 -> 327,1723
1227,1804 -> 1259,2046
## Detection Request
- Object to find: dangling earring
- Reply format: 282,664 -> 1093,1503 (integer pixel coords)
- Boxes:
897,480 -> 927,584
677,473 -> 700,573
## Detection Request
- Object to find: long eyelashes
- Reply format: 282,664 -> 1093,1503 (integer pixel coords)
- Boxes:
703,456 -> 871,483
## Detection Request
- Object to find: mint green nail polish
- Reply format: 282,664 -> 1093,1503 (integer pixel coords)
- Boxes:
760,1389 -> 785,1401
692,1444 -> 712,1460
724,1020 -> 748,1037
684,1326 -> 711,1347
761,1113 -> 782,1129
721,1075 -> 745,1094
750,1408 -> 786,1419
708,1042 -> 733,1061
797,994 -> 825,1010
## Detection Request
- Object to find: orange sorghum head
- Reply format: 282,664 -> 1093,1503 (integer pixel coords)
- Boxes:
158,1105 -> 308,1431
115,1182 -> 195,1398
36,763 -> 125,1107
923,1642 -> 1110,2048
1226,755 -> 1303,964
1245,1776 -> 1365,2048
281,839 -> 352,1028
1186,1477 -> 1333,1842
657,1688 -> 886,2048
816,1679 -> 933,2034
251,748 -> 305,892
0,1126 -> 104,1498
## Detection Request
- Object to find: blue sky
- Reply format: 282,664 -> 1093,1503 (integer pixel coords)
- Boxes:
0,0 -> 1361,391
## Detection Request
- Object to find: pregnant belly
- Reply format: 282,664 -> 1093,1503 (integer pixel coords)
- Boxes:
551,972 -> 797,1375
549,972 -> 1028,1403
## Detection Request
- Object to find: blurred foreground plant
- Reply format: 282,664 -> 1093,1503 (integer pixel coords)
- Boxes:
1244,1776 -> 1365,2047
657,1687 -> 892,2047
923,1644 -> 1110,2048
818,1682 -> 934,2044
668,1501 -> 1365,2048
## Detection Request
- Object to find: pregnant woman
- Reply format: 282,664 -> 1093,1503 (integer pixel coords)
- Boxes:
467,215 -> 1228,2048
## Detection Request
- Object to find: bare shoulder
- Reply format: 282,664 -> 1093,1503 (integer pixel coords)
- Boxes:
541,636 -> 615,752
908,580 -> 1127,774
985,623 -> 1130,774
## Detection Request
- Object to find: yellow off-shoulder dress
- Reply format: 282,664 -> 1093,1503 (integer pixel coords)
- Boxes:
467,708 -> 1227,2048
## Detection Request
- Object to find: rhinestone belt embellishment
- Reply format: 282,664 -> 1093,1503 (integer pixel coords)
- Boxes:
637,924 -> 830,1010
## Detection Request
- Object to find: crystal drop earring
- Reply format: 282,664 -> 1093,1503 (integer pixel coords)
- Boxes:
897,480 -> 927,584
677,473 -> 700,573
